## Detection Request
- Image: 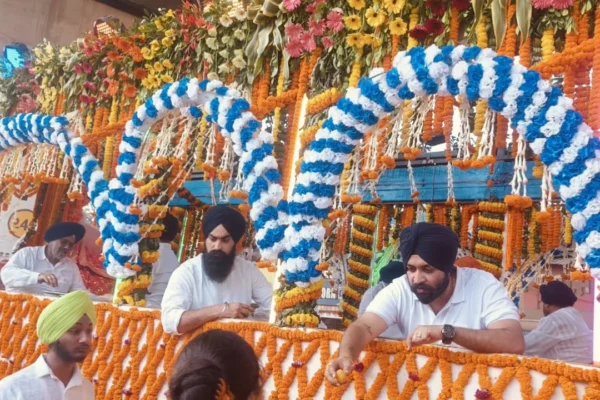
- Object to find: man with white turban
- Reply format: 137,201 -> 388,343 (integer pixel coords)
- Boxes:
1,222 -> 88,294
0,290 -> 96,399
161,205 -> 272,335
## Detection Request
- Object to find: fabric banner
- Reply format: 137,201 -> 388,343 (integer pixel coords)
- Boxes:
0,195 -> 36,263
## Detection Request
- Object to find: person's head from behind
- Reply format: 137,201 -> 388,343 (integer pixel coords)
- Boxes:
379,261 -> 405,285
201,206 -> 246,283
540,280 -> 578,316
44,222 -> 86,261
161,213 -> 180,244
169,330 -> 262,400
37,291 -> 96,363
400,223 -> 459,305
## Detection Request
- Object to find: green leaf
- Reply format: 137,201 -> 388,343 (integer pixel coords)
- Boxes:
256,26 -> 274,60
491,0 -> 507,50
516,0 -> 532,44
471,0 -> 486,27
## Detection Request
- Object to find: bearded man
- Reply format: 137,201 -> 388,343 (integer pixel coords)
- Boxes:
326,223 -> 524,385
161,206 -> 273,335
0,291 -> 95,399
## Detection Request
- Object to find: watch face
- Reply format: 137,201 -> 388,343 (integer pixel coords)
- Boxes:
442,325 -> 455,343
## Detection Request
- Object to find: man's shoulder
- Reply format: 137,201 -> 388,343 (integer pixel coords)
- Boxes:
0,363 -> 35,387
233,256 -> 258,271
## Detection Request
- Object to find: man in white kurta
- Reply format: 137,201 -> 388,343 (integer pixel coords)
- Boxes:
1,222 -> 87,294
146,213 -> 180,309
525,280 -> 593,364
161,206 -> 272,335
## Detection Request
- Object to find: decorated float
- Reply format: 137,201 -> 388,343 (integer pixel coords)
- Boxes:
0,0 -> 599,398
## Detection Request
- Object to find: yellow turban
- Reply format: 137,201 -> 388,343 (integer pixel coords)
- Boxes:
37,291 -> 97,345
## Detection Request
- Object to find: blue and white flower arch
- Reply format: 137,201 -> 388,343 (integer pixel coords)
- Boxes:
2,43 -> 599,283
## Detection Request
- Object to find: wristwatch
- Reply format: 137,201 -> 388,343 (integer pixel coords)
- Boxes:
441,324 -> 456,345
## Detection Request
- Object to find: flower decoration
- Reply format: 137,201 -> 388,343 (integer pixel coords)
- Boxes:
389,18 -> 408,36
344,15 -> 362,31
366,8 -> 387,28
347,0 -> 366,10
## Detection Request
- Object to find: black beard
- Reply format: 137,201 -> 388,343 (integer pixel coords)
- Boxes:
410,272 -> 450,304
202,249 -> 236,283
51,341 -> 88,363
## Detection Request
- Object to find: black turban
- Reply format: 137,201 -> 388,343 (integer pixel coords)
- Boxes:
379,261 -> 405,284
540,281 -> 578,307
202,206 -> 246,243
400,223 -> 459,273
44,222 -> 86,244
161,213 -> 180,243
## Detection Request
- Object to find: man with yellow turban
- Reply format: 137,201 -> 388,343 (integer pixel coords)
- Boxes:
0,291 -> 96,399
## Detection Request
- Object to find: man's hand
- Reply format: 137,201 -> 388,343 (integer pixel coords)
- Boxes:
38,272 -> 58,288
407,325 -> 443,349
325,356 -> 353,386
219,303 -> 254,319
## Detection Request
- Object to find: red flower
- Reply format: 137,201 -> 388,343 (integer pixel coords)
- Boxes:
305,2 -> 317,13
425,0 -> 447,17
82,63 -> 93,74
300,32 -> 317,52
424,18 -> 444,36
285,40 -> 303,58
321,36 -> 334,49
353,362 -> 364,372
133,68 -> 147,80
409,25 -> 429,41
475,389 -> 491,399
408,373 -> 420,381
79,94 -> 90,104
308,19 -> 326,36
74,64 -> 84,75
452,0 -> 471,11
83,81 -> 97,92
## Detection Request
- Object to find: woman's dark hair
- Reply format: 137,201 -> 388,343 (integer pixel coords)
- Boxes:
161,213 -> 180,243
169,330 -> 261,400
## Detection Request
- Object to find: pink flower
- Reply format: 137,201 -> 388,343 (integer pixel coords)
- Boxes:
83,81 -> 97,92
285,23 -> 304,41
532,0 -> 573,8
285,40 -> 304,58
79,94 -> 90,104
326,11 -> 344,33
83,47 -> 95,57
305,2 -> 317,13
82,62 -> 93,74
424,18 -> 444,36
309,19 -> 326,36
300,32 -> 316,53
74,64 -> 84,74
97,69 -> 106,79
321,36 -> 334,49
283,0 -> 301,11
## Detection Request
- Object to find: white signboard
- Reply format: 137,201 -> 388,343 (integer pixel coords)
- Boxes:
0,195 -> 36,262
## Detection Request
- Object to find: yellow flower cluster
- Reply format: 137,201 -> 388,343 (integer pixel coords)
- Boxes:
275,280 -> 324,301
478,201 -> 507,213
478,216 -> 505,230
285,313 -> 319,327
474,243 -> 503,261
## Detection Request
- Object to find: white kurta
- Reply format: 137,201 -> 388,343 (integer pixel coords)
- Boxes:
524,306 -> 593,364
366,267 -> 520,346
161,255 -> 273,334
146,243 -> 180,309
358,281 -> 403,339
0,354 -> 94,400
0,246 -> 87,294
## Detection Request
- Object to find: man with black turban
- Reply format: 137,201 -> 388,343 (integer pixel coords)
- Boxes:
161,206 -> 272,335
326,223 -> 524,384
1,222 -> 88,294
146,213 -> 181,309
358,261 -> 405,339
525,281 -> 593,364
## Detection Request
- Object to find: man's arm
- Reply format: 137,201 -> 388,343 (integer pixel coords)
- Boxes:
176,305 -> 224,334
0,249 -> 39,288
408,319 -> 525,354
69,262 -> 88,292
250,266 -> 273,316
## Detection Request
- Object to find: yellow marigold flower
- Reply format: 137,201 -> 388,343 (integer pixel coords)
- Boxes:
384,0 -> 405,14
141,47 -> 154,60
347,0 -> 366,10
155,19 -> 164,30
366,8 -> 387,28
389,18 -> 408,35
163,60 -> 174,69
161,74 -> 174,83
150,40 -> 160,52
346,33 -> 364,48
344,15 -> 362,31
162,37 -> 174,47
153,61 -> 165,72
164,29 -> 176,38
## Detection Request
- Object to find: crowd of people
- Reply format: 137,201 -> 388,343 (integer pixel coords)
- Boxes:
0,209 -> 594,398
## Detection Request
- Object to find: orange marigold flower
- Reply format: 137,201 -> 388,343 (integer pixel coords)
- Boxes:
133,68 -> 147,80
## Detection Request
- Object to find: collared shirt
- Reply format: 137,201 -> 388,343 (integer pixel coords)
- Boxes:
0,354 -> 94,400
161,255 -> 273,334
358,281 -> 403,339
146,243 -> 180,309
0,246 -> 87,294
524,306 -> 593,364
366,267 -> 520,347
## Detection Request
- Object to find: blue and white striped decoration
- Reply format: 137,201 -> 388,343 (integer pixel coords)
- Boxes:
110,78 -> 286,278
282,44 -> 600,287
0,113 -> 110,248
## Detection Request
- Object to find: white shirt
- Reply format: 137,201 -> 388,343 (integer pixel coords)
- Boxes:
524,306 -> 593,364
0,246 -> 87,294
366,267 -> 520,346
146,243 -> 179,309
0,354 -> 94,400
161,255 -> 273,334
358,281 -> 403,339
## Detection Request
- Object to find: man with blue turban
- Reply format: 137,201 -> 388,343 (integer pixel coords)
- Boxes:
326,223 -> 524,385
0,291 -> 96,399
1,222 -> 88,294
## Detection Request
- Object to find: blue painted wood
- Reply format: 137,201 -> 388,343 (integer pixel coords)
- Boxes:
170,161 -> 540,206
